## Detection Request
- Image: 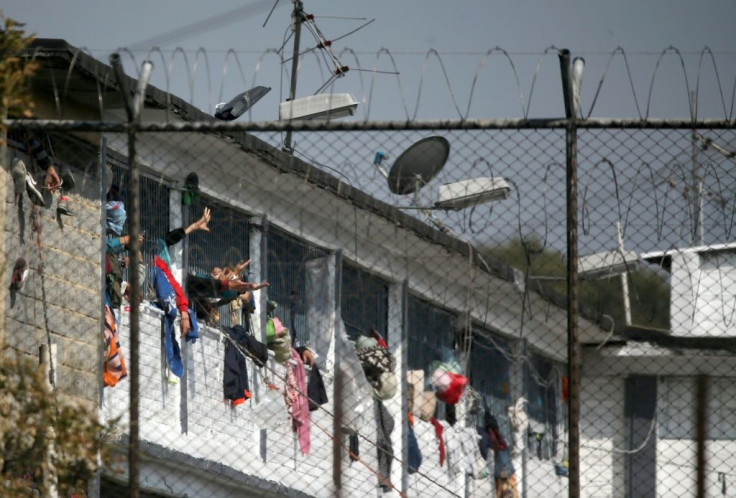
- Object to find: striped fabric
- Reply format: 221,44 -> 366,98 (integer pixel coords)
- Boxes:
103,304 -> 128,387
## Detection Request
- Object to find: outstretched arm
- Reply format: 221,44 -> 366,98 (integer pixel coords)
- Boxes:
228,280 -> 269,293
185,206 -> 211,235
165,207 -> 211,248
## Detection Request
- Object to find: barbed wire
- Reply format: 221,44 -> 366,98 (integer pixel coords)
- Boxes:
25,43 -> 736,121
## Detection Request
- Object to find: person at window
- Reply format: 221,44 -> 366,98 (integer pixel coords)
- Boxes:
156,208 -> 269,330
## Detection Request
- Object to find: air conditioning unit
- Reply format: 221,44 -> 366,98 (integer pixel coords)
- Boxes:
434,177 -> 511,210
279,93 -> 358,121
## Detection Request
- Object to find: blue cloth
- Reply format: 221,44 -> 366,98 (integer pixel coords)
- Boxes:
152,266 -> 183,377
106,236 -> 124,255
407,425 -> 422,474
105,201 -> 127,236
163,313 -> 183,378
494,448 -> 514,478
185,307 -> 199,344
156,238 -> 173,267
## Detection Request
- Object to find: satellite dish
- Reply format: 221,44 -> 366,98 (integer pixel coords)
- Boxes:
386,136 -> 450,195
215,86 -> 271,121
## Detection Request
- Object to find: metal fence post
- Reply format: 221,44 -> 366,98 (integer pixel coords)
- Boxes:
696,375 -> 708,498
110,54 -> 153,498
559,48 -> 580,498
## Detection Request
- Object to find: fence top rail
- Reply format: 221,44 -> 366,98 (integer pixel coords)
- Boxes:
5,117 -> 736,133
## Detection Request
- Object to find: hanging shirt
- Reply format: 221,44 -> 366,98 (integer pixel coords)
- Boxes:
284,348 -> 311,455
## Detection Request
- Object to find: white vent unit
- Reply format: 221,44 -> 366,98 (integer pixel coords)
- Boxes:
434,177 -> 511,210
279,93 -> 358,121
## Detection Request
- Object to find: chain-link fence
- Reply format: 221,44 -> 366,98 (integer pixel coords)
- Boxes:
4,44 -> 736,498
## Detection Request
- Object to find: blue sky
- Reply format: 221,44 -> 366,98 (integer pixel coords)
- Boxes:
5,0 -> 736,256
5,0 -> 736,121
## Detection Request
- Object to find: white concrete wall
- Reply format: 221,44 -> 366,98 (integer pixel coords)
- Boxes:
577,362 -> 736,498
102,304 -> 479,497
669,250 -> 736,337
579,376 -> 626,497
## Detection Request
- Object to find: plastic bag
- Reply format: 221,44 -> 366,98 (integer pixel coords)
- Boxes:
251,384 -> 287,429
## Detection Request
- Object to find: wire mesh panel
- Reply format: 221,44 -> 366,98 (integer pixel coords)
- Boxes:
6,102 -> 736,497
266,226 -> 330,348
186,194 -> 251,328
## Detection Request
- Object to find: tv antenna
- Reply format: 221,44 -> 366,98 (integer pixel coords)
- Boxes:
265,0 -> 379,153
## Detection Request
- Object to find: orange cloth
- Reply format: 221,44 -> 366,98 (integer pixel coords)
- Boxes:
495,474 -> 518,498
103,304 -> 127,387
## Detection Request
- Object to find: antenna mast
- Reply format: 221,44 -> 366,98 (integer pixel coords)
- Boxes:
284,0 -> 304,154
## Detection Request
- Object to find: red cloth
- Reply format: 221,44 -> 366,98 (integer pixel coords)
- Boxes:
154,255 -> 189,313
430,417 -> 446,466
435,372 -> 469,405
369,327 -> 388,348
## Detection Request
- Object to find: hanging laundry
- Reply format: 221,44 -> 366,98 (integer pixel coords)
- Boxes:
495,474 -> 519,498
356,335 -> 397,400
348,433 -> 359,463
223,338 -> 250,406
444,425 -> 484,478
307,363 -> 328,411
407,369 -> 424,418
430,362 -> 469,405
221,325 -> 267,407
267,317 -> 292,364
407,427 -> 422,474
103,303 -> 127,387
507,397 -> 529,456
226,325 -> 268,367
152,265 -> 184,378
284,348 -> 310,455
375,400 -> 394,491
429,417 -> 446,466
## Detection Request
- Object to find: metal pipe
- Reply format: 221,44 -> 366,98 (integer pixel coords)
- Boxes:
133,61 -> 154,123
695,375 -> 708,498
616,222 -> 632,326
560,48 -> 581,498
332,250 -> 343,494
283,0 -> 304,153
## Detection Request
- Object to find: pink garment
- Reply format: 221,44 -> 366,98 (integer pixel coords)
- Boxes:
284,348 -> 311,455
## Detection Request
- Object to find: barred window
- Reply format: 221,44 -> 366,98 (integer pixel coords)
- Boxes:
109,164 -> 170,288
525,353 -> 560,459
340,264 -> 389,342
186,195 -> 251,328
266,227 -> 329,346
469,331 -> 513,437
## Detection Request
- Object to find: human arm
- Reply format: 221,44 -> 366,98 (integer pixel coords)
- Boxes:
227,280 -> 269,293
295,346 -> 316,366
106,234 -> 143,255
164,206 -> 212,248
184,206 -> 210,235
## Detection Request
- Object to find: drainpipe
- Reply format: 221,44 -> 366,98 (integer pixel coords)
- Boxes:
40,344 -> 58,498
